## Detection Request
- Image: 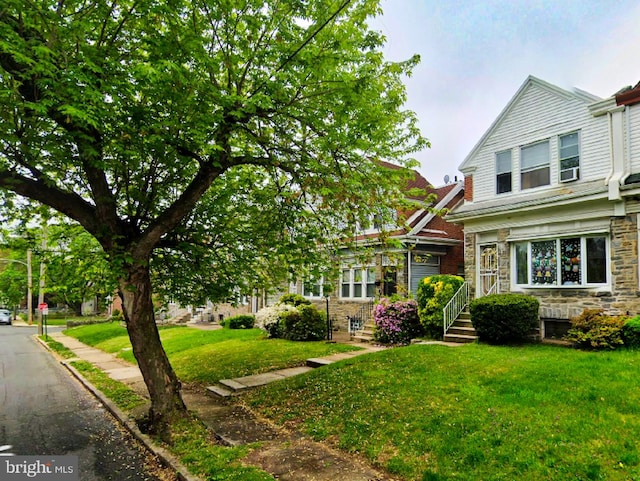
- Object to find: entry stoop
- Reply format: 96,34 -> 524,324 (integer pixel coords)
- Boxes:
443,311 -> 478,344
351,321 -> 375,343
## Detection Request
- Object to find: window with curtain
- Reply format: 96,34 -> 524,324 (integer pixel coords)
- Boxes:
520,140 -> 550,189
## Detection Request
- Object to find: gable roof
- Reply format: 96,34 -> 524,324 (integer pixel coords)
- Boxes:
458,75 -> 602,173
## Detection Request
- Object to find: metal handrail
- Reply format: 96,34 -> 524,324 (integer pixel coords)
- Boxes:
443,282 -> 469,336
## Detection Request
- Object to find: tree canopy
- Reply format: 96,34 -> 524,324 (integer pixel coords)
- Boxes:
0,0 -> 427,435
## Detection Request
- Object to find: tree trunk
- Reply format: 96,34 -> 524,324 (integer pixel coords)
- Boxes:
118,262 -> 187,438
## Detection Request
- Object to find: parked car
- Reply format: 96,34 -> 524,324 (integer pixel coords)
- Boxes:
0,309 -> 11,325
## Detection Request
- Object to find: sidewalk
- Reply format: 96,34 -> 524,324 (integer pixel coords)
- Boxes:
43,327 -> 393,481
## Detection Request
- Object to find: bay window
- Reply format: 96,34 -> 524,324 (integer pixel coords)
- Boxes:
514,236 -> 608,287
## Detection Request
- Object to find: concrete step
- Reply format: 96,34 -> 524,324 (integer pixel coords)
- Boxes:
443,333 -> 478,344
351,334 -> 374,343
306,358 -> 333,368
446,326 -> 477,336
206,385 -> 235,398
450,319 -> 474,328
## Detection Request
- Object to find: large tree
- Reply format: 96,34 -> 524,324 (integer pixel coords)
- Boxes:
0,0 -> 427,436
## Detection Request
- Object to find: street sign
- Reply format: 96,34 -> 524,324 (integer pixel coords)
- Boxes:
38,303 -> 48,316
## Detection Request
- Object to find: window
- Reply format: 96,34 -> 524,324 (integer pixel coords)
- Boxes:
496,150 -> 512,194
303,276 -> 324,298
514,236 -> 608,287
520,140 -> 550,189
341,267 -> 376,299
559,132 -> 580,182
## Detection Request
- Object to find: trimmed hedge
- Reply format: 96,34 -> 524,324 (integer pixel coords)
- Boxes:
280,304 -> 327,341
470,293 -> 539,344
622,315 -> 640,349
279,293 -> 312,307
225,314 -> 255,329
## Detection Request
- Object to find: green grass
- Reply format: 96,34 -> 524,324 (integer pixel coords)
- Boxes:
64,324 -> 361,383
68,359 -> 273,481
245,343 -> 640,481
70,360 -> 148,411
41,336 -> 76,358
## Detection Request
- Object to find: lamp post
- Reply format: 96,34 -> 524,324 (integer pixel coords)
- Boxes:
0,251 -> 33,325
324,295 -> 332,341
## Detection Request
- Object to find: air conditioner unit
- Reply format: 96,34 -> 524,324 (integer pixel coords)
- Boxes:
560,166 -> 579,182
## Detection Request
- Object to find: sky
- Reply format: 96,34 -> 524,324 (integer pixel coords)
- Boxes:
372,0 -> 640,186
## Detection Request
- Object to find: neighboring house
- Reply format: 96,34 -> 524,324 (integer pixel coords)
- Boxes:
448,75 -> 640,338
290,163 -> 465,332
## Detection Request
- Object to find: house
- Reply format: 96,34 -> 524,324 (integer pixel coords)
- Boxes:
447,75 -> 640,338
290,164 -> 465,332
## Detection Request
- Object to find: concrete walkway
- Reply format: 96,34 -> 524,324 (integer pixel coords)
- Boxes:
42,326 -> 393,481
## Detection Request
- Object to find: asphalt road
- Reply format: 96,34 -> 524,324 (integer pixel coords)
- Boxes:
0,325 -> 173,480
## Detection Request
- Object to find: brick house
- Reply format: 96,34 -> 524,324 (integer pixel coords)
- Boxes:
289,164 -> 465,332
448,76 -> 640,338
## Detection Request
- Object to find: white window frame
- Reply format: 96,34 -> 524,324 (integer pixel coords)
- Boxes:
520,140 -> 551,190
559,131 -> 580,182
302,276 -> 325,299
340,266 -> 376,299
512,235 -> 609,289
496,150 -> 512,194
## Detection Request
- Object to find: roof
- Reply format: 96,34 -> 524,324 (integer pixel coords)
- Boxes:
458,75 -> 601,173
616,81 -> 640,106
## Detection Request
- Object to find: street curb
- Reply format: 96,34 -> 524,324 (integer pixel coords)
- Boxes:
34,335 -> 203,481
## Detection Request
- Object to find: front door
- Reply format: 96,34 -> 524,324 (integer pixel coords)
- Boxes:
479,244 -> 498,296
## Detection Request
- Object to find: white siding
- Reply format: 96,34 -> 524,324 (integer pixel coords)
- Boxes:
469,82 -> 610,203
629,104 -> 640,174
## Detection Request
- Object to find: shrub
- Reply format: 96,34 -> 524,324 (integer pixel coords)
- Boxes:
417,274 -> 464,339
373,297 -> 423,345
565,309 -> 627,350
279,293 -> 312,307
470,293 -> 539,344
255,303 -> 297,338
281,304 -> 327,341
622,315 -> 640,349
111,309 -> 124,322
225,314 -> 255,329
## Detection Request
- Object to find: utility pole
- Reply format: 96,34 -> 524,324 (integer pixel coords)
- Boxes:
27,249 -> 33,324
37,225 -> 47,336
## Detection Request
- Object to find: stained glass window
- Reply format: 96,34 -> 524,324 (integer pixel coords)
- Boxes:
560,238 -> 581,285
514,236 -> 607,287
531,240 -> 557,285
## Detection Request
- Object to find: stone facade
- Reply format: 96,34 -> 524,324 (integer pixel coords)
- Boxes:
464,216 -> 640,329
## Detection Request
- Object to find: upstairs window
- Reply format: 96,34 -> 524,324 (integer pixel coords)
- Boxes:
559,132 -> 580,182
521,140 -> 550,189
496,150 -> 512,194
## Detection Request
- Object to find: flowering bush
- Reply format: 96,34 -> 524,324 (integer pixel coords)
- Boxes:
254,303 -> 297,338
565,309 -> 627,350
417,274 -> 464,339
373,297 -> 422,345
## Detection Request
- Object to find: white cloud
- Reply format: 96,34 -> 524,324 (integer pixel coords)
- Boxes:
372,0 -> 640,186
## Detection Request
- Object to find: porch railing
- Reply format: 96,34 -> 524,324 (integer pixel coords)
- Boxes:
443,282 -> 469,336
347,301 -> 375,333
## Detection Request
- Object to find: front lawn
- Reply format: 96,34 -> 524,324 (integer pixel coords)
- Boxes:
64,323 -> 361,383
245,343 -> 640,481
